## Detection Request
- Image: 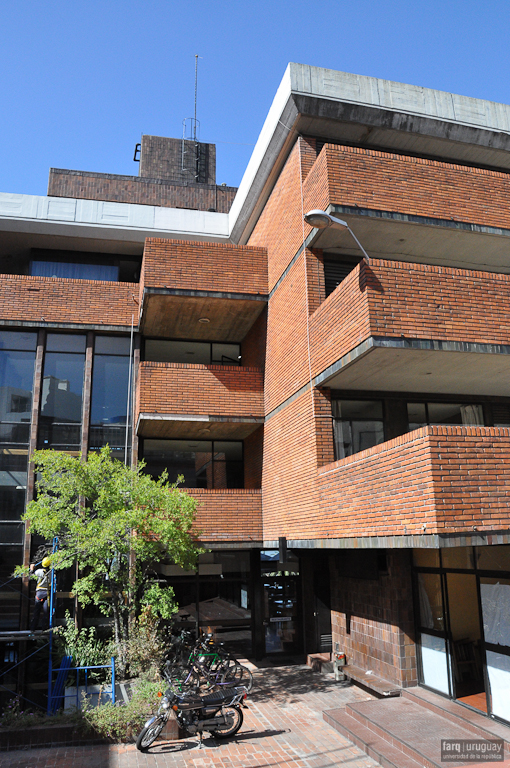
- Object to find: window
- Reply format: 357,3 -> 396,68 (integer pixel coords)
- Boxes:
89,336 -> 131,458
142,439 -> 244,489
38,334 -> 86,451
30,260 -> 119,282
332,400 -> 384,459
144,339 -> 241,366
407,402 -> 484,430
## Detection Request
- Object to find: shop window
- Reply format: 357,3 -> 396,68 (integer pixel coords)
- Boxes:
142,439 -> 244,489
332,400 -> 384,459
144,339 -> 241,366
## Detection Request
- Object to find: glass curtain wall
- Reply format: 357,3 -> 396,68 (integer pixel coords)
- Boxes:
38,334 -> 86,453
0,331 -> 37,629
89,336 -> 131,460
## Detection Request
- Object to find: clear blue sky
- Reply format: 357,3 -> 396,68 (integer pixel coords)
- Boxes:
2,0 -> 510,196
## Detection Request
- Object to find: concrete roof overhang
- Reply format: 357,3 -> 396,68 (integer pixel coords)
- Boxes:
230,63 -> 510,245
315,338 -> 510,396
137,413 -> 263,440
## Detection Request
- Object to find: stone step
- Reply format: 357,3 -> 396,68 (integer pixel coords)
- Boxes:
402,687 -> 510,753
324,707 -> 425,768
325,695 -> 509,768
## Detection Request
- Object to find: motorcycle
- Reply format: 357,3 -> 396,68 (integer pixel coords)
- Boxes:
135,684 -> 247,751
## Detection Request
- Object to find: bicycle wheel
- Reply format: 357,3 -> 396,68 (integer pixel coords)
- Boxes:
167,665 -> 201,694
219,661 -> 243,686
135,715 -> 167,751
210,705 -> 243,738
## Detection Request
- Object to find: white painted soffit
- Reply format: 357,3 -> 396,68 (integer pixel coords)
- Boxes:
0,193 -> 230,243
228,63 -> 510,245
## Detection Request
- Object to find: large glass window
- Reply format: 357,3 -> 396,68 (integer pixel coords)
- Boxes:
89,336 -> 131,459
408,402 -> 484,430
30,261 -> 119,282
38,334 -> 86,452
144,339 -> 241,366
332,400 -> 384,459
0,331 -> 37,525
142,439 -> 243,488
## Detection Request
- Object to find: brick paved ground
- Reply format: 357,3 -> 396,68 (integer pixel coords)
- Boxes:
0,664 -> 379,768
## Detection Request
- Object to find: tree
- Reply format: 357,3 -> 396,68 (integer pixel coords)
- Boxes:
16,447 -> 200,677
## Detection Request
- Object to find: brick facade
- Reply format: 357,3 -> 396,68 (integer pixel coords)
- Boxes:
188,488 -> 262,542
0,274 -> 136,328
48,169 -> 236,212
141,239 -> 268,297
136,362 -> 264,420
330,550 -> 417,687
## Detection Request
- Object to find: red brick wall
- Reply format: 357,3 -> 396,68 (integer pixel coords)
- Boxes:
317,426 -> 510,540
330,550 -> 417,687
309,258 -> 510,380
320,144 -> 510,227
141,239 -> 267,298
0,274 -> 136,327
48,169 -> 236,213
241,306 -> 267,369
136,362 -> 264,420
188,488 -> 262,542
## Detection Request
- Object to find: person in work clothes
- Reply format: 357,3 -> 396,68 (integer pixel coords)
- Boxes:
30,557 -> 51,631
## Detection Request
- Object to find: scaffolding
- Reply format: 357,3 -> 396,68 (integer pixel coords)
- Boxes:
0,540 -> 115,715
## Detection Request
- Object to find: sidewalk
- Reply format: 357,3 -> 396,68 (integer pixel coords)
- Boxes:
0,664 -> 379,768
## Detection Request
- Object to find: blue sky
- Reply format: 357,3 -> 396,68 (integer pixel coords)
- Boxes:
2,0 -> 510,196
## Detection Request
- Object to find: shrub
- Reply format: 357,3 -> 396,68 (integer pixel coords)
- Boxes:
82,675 -> 163,742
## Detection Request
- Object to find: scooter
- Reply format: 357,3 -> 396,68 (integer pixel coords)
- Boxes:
135,685 -> 247,751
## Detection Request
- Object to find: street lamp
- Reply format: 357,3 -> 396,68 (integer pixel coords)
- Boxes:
304,209 -> 371,262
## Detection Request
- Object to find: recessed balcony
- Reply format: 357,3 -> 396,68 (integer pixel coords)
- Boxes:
310,259 -> 510,396
136,362 -> 264,440
139,239 -> 267,341
310,425 -> 510,542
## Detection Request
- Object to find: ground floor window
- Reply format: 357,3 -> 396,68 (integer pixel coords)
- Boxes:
414,545 -> 510,724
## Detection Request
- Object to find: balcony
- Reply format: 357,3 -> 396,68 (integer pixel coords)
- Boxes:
136,362 -> 264,439
188,488 -> 262,544
310,258 -> 510,396
303,144 -> 510,272
308,426 -> 510,542
139,239 -> 267,340
0,274 -> 136,330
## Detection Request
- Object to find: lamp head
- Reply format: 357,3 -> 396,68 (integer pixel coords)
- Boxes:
304,209 -> 349,230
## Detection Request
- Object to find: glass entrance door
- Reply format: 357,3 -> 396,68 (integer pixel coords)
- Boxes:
263,577 -> 301,653
480,577 -> 510,722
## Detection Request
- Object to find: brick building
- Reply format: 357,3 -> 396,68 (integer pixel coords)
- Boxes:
2,64 -> 510,723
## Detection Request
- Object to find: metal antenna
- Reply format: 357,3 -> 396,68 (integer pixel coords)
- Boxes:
193,54 -> 200,142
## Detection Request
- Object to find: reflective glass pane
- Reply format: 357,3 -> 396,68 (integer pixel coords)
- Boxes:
476,546 -> 510,572
31,261 -> 119,282
142,439 -> 243,488
95,336 -> 131,355
441,547 -> 474,570
420,633 -> 450,694
46,334 -> 86,353
211,343 -> 241,365
0,331 -> 37,351
214,442 -> 242,461
413,549 -> 440,568
0,487 -> 26,521
486,651 -> 510,721
417,573 -> 444,631
408,402 -> 427,430
480,578 -> 510,648
145,340 -> 210,364
90,355 -> 129,425
334,419 -> 383,458
0,350 -> 36,424
40,353 -> 85,421
332,400 -> 383,419
0,522 -> 24,544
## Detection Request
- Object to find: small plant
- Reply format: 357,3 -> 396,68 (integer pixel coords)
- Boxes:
82,675 -> 163,742
53,611 -> 112,683
0,694 -> 83,730
123,606 -> 167,678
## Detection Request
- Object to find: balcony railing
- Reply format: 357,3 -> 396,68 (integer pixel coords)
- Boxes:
313,425 -> 510,541
187,488 -> 262,543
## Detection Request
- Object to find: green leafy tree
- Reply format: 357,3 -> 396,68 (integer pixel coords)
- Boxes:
16,447 -> 200,677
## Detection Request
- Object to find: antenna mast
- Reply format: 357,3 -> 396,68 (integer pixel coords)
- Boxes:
182,54 -> 203,180
194,53 -> 198,142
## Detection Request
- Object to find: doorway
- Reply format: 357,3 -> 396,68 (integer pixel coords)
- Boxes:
445,573 -> 486,712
